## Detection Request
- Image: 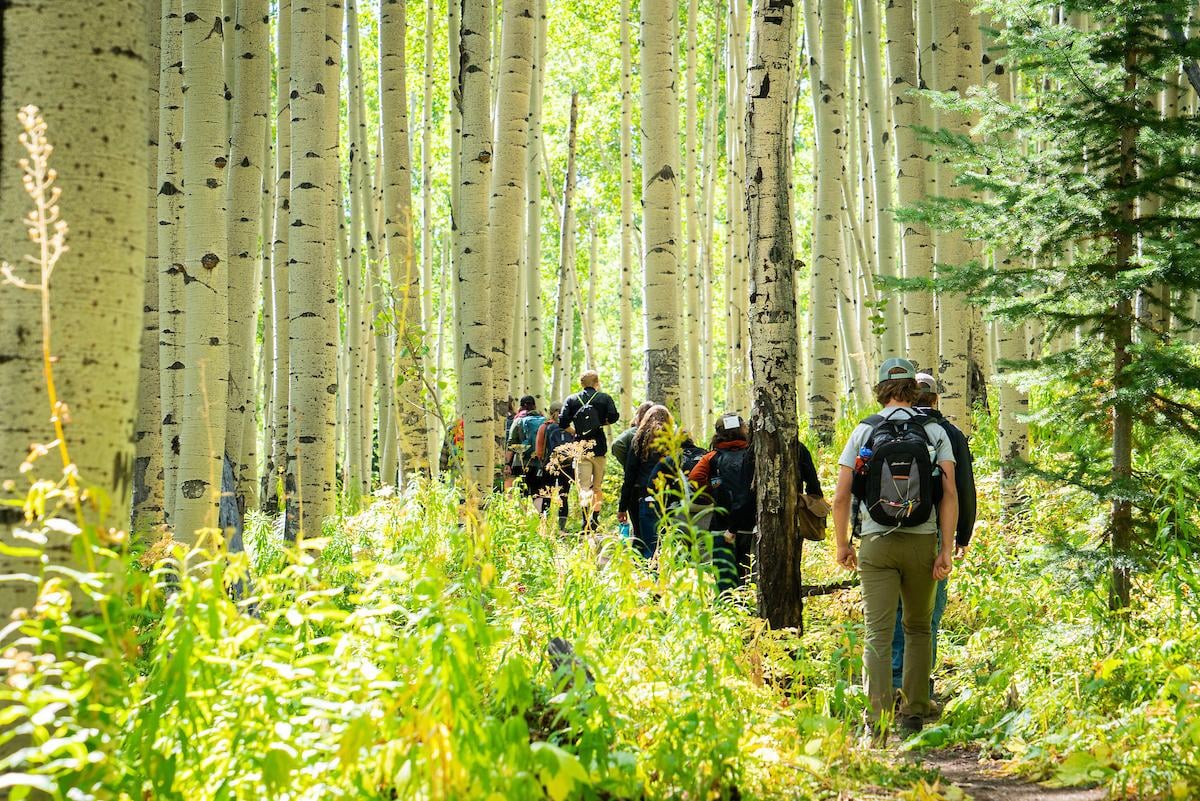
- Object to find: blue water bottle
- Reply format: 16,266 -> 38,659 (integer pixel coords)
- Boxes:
618,521 -> 632,540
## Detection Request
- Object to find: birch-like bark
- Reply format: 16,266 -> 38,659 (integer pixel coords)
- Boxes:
699,18 -> 721,426
265,0 -> 292,510
929,0 -> 980,430
550,94 -> 580,402
725,0 -> 749,413
155,0 -> 186,525
455,0 -> 496,487
0,0 -> 149,618
618,0 -> 635,419
805,0 -> 845,436
225,0 -> 269,518
746,0 -> 804,629
344,0 -> 370,499
423,0 -> 442,471
524,0 -> 548,405
641,0 -> 682,409
885,0 -> 934,368
583,223 -> 599,366
486,0 -> 534,448
134,2 -> 165,531
286,0 -> 340,534
174,0 -> 229,541
682,0 -> 702,432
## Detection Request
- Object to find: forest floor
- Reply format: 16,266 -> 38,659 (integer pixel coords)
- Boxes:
917,748 -> 1108,801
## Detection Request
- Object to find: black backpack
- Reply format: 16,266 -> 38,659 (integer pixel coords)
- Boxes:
571,392 -> 602,436
681,443 -> 708,473
710,447 -> 756,532
852,412 -> 936,529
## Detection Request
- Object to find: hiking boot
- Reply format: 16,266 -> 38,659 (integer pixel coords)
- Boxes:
899,715 -> 924,735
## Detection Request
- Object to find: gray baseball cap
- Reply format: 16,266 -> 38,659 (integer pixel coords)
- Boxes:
915,372 -> 938,391
877,357 -> 918,383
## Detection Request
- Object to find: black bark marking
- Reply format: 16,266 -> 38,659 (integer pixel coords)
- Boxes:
181,479 -> 208,499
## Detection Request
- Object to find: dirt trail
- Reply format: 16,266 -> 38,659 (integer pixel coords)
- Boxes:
921,748 -> 1108,801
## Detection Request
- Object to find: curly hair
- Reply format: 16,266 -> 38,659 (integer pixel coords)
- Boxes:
632,405 -> 673,460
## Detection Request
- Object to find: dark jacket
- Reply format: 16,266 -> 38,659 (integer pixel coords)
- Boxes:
559,387 -> 620,456
619,446 -> 678,515
917,407 -> 977,547
610,426 -> 636,468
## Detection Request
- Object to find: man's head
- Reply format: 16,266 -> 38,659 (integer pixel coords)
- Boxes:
915,373 -> 939,408
519,395 -> 536,412
580,370 -> 600,389
874,357 -> 921,406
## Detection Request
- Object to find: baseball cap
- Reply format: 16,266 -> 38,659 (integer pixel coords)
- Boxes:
877,357 -> 917,383
915,373 -> 937,392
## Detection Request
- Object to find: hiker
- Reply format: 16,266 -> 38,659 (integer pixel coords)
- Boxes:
439,418 -> 465,476
832,357 -> 958,737
617,405 -> 678,559
559,370 -> 621,533
507,395 -> 546,497
892,372 -> 978,695
689,415 -> 824,591
532,402 -> 575,530
610,401 -> 655,470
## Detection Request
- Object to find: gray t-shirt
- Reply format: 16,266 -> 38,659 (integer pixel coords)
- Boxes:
838,406 -> 955,537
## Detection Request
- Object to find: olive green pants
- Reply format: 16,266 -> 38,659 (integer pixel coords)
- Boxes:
858,529 -> 938,720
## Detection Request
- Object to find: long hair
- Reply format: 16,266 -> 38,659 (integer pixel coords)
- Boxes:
632,405 -> 673,460
631,400 -> 654,428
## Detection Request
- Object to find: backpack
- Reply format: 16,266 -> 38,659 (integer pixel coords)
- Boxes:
681,443 -> 708,473
571,391 -> 602,436
710,447 -> 756,532
851,411 -> 936,529
511,413 -> 546,470
536,422 -> 575,476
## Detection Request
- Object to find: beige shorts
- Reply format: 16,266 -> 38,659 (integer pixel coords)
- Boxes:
574,453 -> 606,512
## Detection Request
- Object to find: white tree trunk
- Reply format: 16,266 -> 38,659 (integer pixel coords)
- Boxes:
805,0 -> 846,435
0,0 -> 149,614
134,3 -> 165,531
524,0 -> 548,406
225,0 -> 269,517
286,0 -> 340,534
455,0 -> 495,487
486,0 -> 534,447
422,0 -> 443,472
174,0 -> 229,541
618,0 -> 635,420
682,0 -> 702,433
641,0 -> 682,408
550,93 -> 580,402
725,0 -> 749,413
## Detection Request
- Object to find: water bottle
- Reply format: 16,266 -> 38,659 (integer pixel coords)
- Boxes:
855,446 -> 872,473
618,521 -> 632,540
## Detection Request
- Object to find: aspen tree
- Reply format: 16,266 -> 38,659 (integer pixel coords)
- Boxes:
683,0 -> 702,432
157,0 -> 185,524
550,94 -> 580,402
486,0 -> 535,445
344,0 -> 370,499
0,1 -> 148,617
266,0 -> 292,510
455,0 -> 496,486
618,0 -> 635,419
225,0 -> 269,517
286,0 -> 340,534
174,0 -> 230,541
746,0 -> 804,628
929,0 -> 980,429
259,128 -> 275,491
725,0 -> 749,412
422,0 -> 442,469
641,0 -> 682,409
134,2 -> 165,531
699,20 -> 721,425
583,223 -> 599,366
524,0 -> 548,406
381,0 -> 427,481
857,0 -> 900,352
804,0 -> 846,437
885,0 -> 934,367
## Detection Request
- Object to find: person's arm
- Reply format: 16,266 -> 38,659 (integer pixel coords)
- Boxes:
688,451 -> 716,488
934,461 -> 957,579
605,395 -> 620,426
833,466 -> 857,570
798,443 -> 823,497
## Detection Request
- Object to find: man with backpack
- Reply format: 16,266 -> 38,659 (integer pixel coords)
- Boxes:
832,357 -> 958,738
559,370 -> 620,533
892,372 -> 978,695
507,396 -> 546,497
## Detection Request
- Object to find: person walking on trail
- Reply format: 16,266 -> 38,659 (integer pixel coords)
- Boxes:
532,402 -> 575,530
507,395 -> 546,497
617,405 -> 677,559
832,357 -> 958,738
560,370 -> 621,533
892,372 -> 978,695
611,401 -> 655,470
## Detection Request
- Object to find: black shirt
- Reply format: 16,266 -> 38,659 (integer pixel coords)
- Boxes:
559,387 -> 620,456
915,407 -> 978,547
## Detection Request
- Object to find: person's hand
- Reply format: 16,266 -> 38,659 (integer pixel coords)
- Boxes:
954,543 -> 968,560
933,548 -> 954,580
617,511 -> 628,524
835,542 -> 858,571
